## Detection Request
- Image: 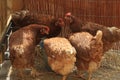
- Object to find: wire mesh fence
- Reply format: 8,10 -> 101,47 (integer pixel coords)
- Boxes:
23,0 -> 120,27
22,0 -> 120,50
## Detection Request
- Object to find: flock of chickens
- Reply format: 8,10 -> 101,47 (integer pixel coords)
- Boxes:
9,10 -> 120,80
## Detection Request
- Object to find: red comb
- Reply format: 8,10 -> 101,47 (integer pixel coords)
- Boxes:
46,26 -> 50,31
58,18 -> 63,20
65,12 -> 71,16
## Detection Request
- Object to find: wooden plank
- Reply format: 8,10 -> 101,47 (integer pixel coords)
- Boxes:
0,52 -> 2,64
0,0 -> 7,39
0,15 -> 12,63
0,15 -> 12,42
10,0 -> 24,11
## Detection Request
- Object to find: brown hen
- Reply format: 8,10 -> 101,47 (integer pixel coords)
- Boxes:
65,12 -> 120,53
12,10 -> 65,37
69,30 -> 103,80
44,37 -> 76,80
9,24 -> 49,77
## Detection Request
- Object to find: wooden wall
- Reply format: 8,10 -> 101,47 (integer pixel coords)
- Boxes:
0,0 -> 7,40
0,0 -> 24,41
0,0 -> 6,62
22,0 -> 120,27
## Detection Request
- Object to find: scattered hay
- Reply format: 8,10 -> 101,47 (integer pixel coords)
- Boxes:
0,48 -> 120,80
101,50 -> 120,70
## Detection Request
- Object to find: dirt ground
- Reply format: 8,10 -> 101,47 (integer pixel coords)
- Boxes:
0,49 -> 120,80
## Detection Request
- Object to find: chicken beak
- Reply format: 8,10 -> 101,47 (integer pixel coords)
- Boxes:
45,31 -> 49,35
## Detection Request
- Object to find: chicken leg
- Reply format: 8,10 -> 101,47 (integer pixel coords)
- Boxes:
71,70 -> 86,80
31,67 -> 41,77
88,71 -> 92,80
87,61 -> 98,80
17,69 -> 24,78
62,75 -> 67,80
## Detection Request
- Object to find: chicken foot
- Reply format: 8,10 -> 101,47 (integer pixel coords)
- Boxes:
88,72 -> 92,80
71,71 -> 86,80
31,67 -> 42,77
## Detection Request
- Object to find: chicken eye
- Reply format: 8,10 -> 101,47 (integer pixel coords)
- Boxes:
40,29 -> 45,33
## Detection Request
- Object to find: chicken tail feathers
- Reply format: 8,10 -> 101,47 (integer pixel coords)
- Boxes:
107,27 -> 120,42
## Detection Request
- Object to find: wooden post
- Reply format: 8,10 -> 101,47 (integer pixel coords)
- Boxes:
0,0 -> 7,37
7,0 -> 24,12
0,51 -> 2,64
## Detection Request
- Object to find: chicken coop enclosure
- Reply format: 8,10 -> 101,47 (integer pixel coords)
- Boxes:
1,0 -> 120,46
0,0 -> 120,80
